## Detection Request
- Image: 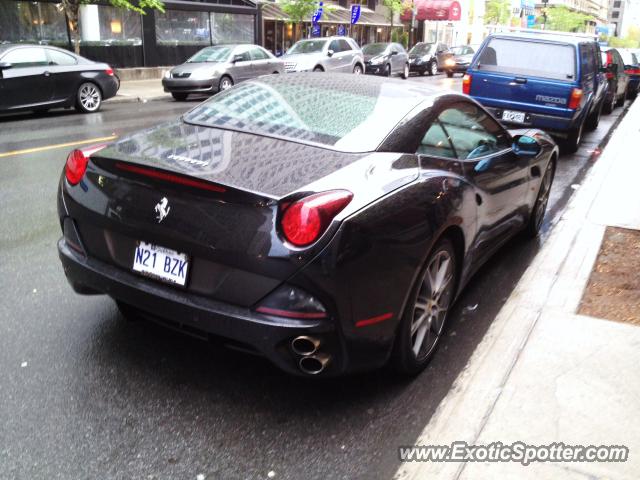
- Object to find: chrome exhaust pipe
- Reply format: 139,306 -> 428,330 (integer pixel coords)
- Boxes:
299,354 -> 330,375
291,336 -> 320,356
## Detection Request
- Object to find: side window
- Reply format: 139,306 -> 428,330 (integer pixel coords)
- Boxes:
329,40 -> 340,52
580,44 -> 594,76
235,47 -> 251,62
47,49 -> 77,66
338,39 -> 352,52
250,48 -> 268,60
439,103 -> 511,160
417,121 -> 456,158
1,47 -> 48,67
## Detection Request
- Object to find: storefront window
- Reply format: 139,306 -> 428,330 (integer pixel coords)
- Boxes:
78,5 -> 142,46
0,1 -> 68,46
155,10 -> 211,46
210,13 -> 254,44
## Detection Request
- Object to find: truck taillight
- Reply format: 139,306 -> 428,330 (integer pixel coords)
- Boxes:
462,74 -> 472,95
280,190 -> 353,247
568,88 -> 583,110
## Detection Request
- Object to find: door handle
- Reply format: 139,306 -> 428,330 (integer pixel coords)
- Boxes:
513,77 -> 527,84
43,71 -> 50,77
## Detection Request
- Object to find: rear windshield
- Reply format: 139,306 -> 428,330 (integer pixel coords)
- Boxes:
183,75 -> 424,152
619,50 -> 638,66
478,38 -> 576,81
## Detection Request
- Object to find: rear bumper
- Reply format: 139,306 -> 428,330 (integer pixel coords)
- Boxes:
484,106 -> 581,137
162,78 -> 217,94
58,236 -> 348,376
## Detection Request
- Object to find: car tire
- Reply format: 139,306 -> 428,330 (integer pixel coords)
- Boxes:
313,66 -> 324,72
402,63 -> 409,79
385,64 -> 391,77
585,100 -> 603,131
446,70 -> 454,78
218,75 -> 234,91
392,237 -> 458,376
563,118 -> 584,154
526,158 -> 555,238
171,92 -> 188,101
75,82 -> 102,113
428,61 -> 437,76
616,87 -> 627,107
353,64 -> 363,75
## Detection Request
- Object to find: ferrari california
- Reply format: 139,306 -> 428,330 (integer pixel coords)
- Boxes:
57,73 -> 557,377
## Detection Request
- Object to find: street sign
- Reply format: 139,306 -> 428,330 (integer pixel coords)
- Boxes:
350,4 -> 361,24
312,2 -> 324,24
337,25 -> 346,36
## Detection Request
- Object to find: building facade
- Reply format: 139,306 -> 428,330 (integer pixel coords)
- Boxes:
608,0 -> 640,37
0,0 -> 258,67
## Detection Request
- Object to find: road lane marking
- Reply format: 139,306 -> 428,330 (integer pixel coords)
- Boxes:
0,135 -> 118,158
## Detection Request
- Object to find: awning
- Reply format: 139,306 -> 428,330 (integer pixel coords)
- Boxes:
401,0 -> 462,22
261,2 -> 392,26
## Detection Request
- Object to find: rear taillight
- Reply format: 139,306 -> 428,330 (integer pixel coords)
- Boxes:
65,144 -> 105,185
105,67 -> 114,76
626,68 -> 640,75
280,190 -> 353,247
462,74 -> 472,95
568,88 -> 583,110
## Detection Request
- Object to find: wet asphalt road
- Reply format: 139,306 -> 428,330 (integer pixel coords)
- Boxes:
0,75 -> 628,480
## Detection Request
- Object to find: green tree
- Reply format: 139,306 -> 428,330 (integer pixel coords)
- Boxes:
280,0 -> 318,24
485,0 -> 510,25
609,26 -> 640,48
62,0 -> 164,54
543,6 -> 593,33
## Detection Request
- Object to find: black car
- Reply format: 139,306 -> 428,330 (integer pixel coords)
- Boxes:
0,44 -> 119,114
408,42 -> 450,76
57,74 -> 557,377
443,45 -> 476,77
362,42 -> 409,78
601,47 -> 630,113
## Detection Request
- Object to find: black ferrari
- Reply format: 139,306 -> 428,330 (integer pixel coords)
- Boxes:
57,73 -> 557,376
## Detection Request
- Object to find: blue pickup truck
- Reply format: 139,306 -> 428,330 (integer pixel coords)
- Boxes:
463,31 -> 608,152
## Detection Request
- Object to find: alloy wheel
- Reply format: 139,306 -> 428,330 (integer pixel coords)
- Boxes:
430,61 -> 438,76
403,64 -> 409,79
78,83 -> 101,112
410,249 -> 454,360
353,65 -> 363,75
533,161 -> 553,231
219,77 -> 233,91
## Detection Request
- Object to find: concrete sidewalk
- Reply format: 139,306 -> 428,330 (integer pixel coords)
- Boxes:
396,100 -> 640,480
107,78 -> 170,104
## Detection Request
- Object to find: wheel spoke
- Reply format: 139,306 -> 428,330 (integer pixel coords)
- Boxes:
412,321 -> 429,356
411,312 -> 428,335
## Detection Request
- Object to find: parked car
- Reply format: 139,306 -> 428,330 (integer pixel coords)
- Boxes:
0,44 -> 119,114
443,45 -> 476,77
600,47 -> 630,112
362,42 -> 409,78
162,44 -> 283,101
618,48 -> 639,100
57,73 -> 558,377
464,32 -> 608,152
281,37 -> 364,74
408,42 -> 450,76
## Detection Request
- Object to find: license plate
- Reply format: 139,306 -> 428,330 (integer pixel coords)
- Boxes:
132,241 -> 189,286
502,110 -> 526,123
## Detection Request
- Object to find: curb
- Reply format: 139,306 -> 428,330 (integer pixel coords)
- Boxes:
394,100 -> 639,480
106,94 -> 170,105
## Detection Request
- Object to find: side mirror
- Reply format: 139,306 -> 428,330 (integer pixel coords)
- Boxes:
0,62 -> 12,71
513,135 -> 541,157
390,50 -> 398,56
327,49 -> 334,57
231,54 -> 243,63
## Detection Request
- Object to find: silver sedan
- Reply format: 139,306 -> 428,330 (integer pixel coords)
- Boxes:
162,44 -> 284,101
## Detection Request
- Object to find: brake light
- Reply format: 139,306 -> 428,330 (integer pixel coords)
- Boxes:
626,68 -> 640,75
115,162 -> 226,192
568,88 -> 583,110
105,67 -> 114,76
280,190 -> 353,247
462,74 -> 472,95
65,144 -> 106,185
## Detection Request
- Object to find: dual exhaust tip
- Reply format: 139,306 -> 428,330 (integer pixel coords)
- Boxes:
291,336 -> 330,375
